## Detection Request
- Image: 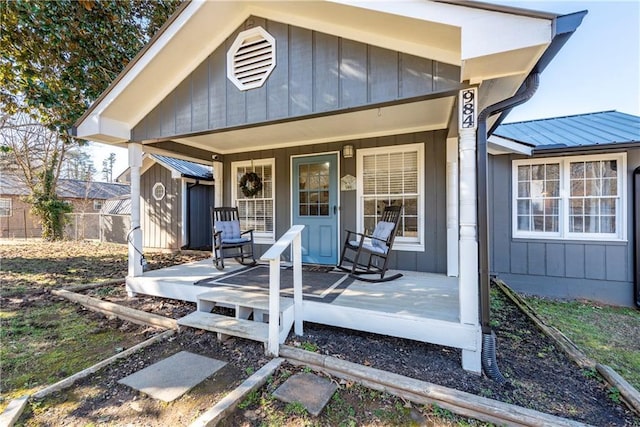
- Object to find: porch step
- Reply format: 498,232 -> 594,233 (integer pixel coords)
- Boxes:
196,288 -> 294,313
177,311 -> 269,343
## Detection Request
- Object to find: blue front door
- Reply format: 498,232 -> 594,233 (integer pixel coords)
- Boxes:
292,154 -> 339,265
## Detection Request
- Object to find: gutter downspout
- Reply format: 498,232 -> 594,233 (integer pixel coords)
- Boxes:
477,73 -> 540,381
634,166 -> 640,308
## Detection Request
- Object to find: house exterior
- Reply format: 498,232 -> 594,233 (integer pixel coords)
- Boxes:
488,111 -> 640,307
0,174 -> 129,239
118,154 -> 214,250
73,1 -> 586,372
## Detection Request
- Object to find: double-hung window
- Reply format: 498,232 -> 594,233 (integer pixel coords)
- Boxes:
357,143 -> 424,251
0,198 -> 11,217
513,153 -> 626,240
231,159 -> 275,243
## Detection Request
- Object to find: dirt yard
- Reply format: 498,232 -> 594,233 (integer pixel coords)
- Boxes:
2,240 -> 639,425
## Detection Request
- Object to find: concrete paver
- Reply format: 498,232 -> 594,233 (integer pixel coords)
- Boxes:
118,351 -> 226,402
273,372 -> 337,416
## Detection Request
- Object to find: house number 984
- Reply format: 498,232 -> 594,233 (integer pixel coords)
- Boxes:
460,88 -> 477,129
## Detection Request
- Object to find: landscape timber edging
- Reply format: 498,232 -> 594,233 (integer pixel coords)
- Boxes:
0,330 -> 175,427
494,279 -> 640,415
279,345 -> 591,427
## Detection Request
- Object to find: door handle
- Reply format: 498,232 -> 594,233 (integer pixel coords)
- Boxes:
333,205 -> 337,215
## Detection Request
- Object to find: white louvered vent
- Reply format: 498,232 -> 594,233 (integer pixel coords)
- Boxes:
227,27 -> 276,91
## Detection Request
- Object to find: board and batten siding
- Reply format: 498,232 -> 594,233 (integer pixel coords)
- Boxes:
489,150 -> 639,307
132,16 -> 460,142
141,163 -> 182,250
221,130 -> 448,273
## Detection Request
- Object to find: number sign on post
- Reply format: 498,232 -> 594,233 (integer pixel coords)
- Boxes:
459,88 -> 477,130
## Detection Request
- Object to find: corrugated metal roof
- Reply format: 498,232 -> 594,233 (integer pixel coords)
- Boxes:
151,155 -> 213,180
0,174 -> 130,199
101,196 -> 131,215
493,111 -> 640,149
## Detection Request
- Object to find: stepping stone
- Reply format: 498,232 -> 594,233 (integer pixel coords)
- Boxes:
118,351 -> 226,402
273,372 -> 337,416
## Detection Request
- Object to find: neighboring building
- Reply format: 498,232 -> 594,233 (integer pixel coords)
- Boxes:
74,1 -> 586,372
488,111 -> 640,306
0,174 -> 129,239
118,154 -> 214,250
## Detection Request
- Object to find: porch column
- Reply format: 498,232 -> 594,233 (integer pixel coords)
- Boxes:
213,160 -> 223,207
446,136 -> 459,277
458,88 -> 482,374
128,143 -> 143,279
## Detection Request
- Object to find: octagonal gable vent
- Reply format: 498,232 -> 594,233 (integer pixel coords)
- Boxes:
227,26 -> 276,91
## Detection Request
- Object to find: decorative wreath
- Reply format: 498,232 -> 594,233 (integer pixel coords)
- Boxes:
239,172 -> 263,197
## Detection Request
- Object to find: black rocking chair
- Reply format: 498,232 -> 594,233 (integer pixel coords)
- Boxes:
211,206 -> 256,270
337,205 -> 403,282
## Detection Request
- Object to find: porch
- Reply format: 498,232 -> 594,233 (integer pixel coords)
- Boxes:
126,257 -> 479,361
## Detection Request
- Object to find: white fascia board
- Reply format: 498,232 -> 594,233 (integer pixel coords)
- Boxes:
487,135 -> 533,156
75,113 -> 129,143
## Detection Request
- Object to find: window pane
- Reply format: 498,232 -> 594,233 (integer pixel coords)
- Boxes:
530,181 -> 545,198
570,179 -> 584,197
544,215 -> 557,232
532,200 -> 544,215
546,164 -> 559,179
569,199 -> 583,215
518,165 -> 530,181
404,197 -> 418,216
517,215 -> 530,231
517,200 -> 530,215
533,216 -> 544,231
603,160 -> 617,178
585,161 -> 599,178
600,216 -> 615,234
531,165 -> 544,180
570,162 -> 584,179
600,198 -> 616,215
545,180 -> 559,197
570,215 -> 583,233
518,182 -> 529,198
602,178 -> 617,196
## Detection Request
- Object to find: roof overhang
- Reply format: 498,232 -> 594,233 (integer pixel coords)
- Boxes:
487,134 -> 533,155
74,0 -> 568,154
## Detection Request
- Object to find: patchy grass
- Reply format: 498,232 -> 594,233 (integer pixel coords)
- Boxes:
0,239 -> 209,409
0,301 -> 144,398
224,365 -> 494,426
524,296 -> 640,390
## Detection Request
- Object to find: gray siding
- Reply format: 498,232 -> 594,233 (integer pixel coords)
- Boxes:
132,17 -> 460,142
221,130 -> 448,273
489,149 -> 639,307
141,163 -> 182,250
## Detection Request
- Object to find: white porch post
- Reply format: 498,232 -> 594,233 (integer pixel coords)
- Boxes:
213,160 -> 223,207
128,143 -> 143,279
446,136 -> 459,277
458,88 -> 482,374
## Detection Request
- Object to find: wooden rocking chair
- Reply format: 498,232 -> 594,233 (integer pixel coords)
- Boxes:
211,207 -> 256,270
337,205 -> 403,282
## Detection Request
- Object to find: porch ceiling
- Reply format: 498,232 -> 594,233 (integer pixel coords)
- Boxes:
152,97 -> 455,156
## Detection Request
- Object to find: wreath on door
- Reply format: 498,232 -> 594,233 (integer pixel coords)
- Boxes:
239,172 -> 263,197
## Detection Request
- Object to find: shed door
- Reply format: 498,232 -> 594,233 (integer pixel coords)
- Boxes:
292,154 -> 339,265
188,184 -> 213,249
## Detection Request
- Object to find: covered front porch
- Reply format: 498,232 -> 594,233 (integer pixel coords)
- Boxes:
126,256 -> 476,358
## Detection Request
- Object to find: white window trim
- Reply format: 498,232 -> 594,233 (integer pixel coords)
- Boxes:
231,158 -> 276,244
512,152 -> 627,241
0,198 -> 12,217
152,182 -> 166,201
356,143 -> 425,252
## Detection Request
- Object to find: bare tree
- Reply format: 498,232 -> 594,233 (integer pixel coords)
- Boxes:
0,110 -> 72,240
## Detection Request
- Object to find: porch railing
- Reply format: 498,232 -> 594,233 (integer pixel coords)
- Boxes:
260,224 -> 305,356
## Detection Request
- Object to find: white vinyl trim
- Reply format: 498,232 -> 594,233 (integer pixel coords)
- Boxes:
512,153 -> 627,241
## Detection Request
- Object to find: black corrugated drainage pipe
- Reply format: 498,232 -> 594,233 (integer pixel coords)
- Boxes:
634,166 -> 640,308
477,73 -> 540,382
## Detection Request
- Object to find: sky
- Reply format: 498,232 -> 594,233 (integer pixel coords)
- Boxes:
86,0 -> 640,181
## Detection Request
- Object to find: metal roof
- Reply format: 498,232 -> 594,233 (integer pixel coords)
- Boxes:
493,111 -> 640,150
151,155 -> 213,180
101,196 -> 131,215
0,174 -> 130,199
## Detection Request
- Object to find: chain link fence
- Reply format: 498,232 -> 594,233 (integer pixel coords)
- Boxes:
1,208 -> 130,244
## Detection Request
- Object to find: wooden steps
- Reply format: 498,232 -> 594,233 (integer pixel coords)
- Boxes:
177,287 -> 295,346
178,311 -> 269,342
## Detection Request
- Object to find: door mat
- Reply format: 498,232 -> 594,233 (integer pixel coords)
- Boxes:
117,351 -> 227,402
194,265 -> 354,303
